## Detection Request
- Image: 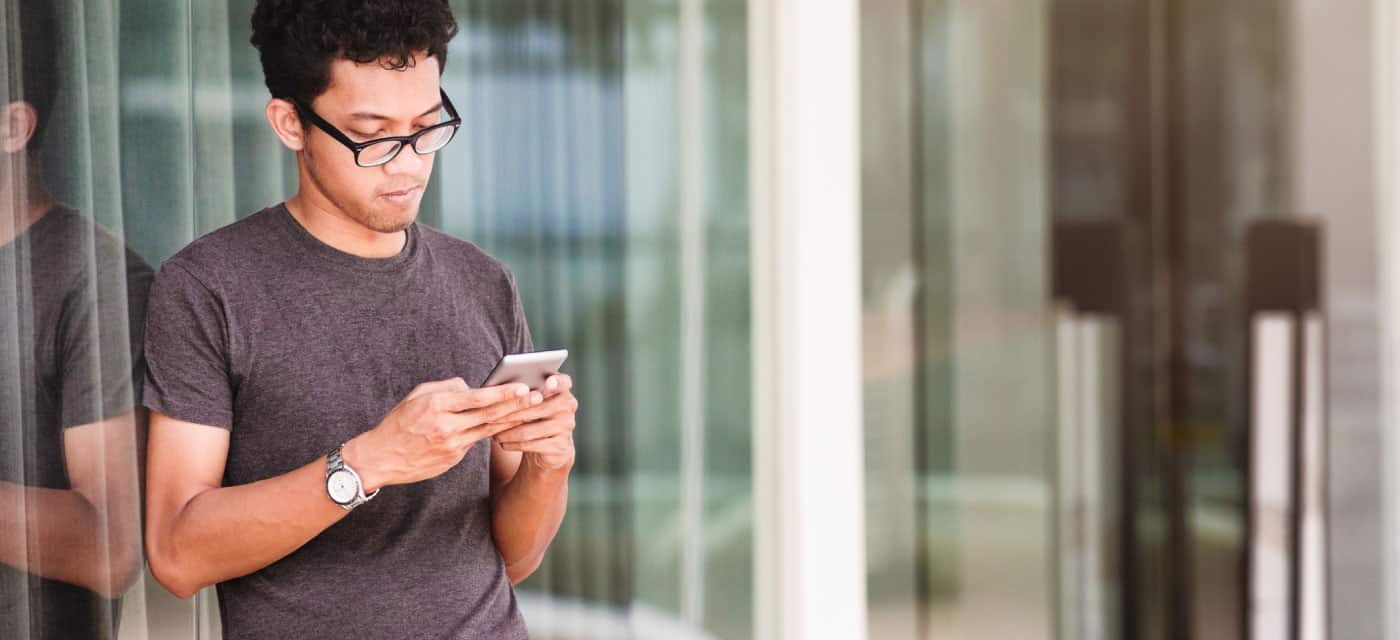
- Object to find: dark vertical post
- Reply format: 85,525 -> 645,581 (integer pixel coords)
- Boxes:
1243,220 -> 1323,640
1053,219 -> 1129,640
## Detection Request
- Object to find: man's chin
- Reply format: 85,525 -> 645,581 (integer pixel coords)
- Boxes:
363,204 -> 419,234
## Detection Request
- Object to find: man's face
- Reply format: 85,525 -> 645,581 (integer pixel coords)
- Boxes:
300,53 -> 445,233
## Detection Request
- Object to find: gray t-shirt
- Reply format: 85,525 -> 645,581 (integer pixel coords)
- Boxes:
0,207 -> 153,639
141,204 -> 532,640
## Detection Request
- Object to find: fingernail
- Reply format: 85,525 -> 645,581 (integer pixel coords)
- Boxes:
531,392 -> 544,405
516,385 -> 530,397
547,378 -> 558,390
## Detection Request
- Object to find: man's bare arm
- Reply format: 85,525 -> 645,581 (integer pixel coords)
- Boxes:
0,410 -> 143,598
145,379 -> 536,599
143,413 -> 350,599
490,374 -> 576,584
490,444 -> 571,583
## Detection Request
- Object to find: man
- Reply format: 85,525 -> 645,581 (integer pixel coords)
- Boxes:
0,1 -> 151,638
142,1 -> 576,638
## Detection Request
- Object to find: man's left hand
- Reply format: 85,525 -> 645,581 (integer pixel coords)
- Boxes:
492,374 -> 577,470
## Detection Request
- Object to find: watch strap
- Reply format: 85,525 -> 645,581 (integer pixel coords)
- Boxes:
327,444 -> 378,510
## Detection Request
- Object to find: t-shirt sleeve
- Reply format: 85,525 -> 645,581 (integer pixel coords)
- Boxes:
56,250 -> 153,429
141,260 -> 235,430
506,269 -> 535,354
125,251 -> 156,407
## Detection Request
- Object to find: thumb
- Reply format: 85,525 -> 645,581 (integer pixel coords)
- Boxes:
405,377 -> 471,403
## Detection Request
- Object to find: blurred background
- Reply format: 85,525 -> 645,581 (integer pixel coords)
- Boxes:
1,0 -> 1395,638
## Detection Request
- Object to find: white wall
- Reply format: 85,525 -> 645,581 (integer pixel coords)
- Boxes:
1290,0 -> 1383,638
1375,0 -> 1400,637
750,1 -> 868,638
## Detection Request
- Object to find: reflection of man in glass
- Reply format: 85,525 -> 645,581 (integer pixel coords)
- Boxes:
142,1 -> 576,637
0,1 -> 153,638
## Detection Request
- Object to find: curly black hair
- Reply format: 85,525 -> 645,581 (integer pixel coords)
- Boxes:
8,0 -> 58,150
250,0 -> 459,107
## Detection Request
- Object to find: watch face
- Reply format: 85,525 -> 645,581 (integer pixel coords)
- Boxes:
328,470 -> 359,504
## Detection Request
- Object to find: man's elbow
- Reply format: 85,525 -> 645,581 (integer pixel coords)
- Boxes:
145,537 -> 202,600
108,544 -> 144,599
86,541 -> 143,599
506,552 -> 545,586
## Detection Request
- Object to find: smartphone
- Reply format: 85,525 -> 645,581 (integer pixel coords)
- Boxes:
481,349 -> 569,391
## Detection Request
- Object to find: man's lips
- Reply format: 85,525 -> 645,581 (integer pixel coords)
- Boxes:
380,186 -> 422,199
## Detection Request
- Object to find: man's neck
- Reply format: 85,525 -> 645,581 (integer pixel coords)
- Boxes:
0,181 -> 57,248
284,193 -> 407,259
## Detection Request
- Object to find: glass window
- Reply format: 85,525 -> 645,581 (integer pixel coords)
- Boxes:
864,1 -> 1383,638
4,1 -> 752,638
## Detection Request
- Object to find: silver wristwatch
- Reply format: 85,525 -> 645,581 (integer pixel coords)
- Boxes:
326,444 -> 378,511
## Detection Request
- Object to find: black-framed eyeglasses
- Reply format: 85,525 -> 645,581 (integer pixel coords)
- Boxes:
294,89 -> 462,168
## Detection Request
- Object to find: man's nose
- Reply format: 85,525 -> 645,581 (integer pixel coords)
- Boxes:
383,142 -> 427,175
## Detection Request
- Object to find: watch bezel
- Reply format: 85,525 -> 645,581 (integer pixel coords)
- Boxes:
326,444 -> 377,510
327,468 -> 361,506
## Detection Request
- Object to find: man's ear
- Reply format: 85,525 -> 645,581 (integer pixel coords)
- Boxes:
265,98 -> 307,152
1,101 -> 38,154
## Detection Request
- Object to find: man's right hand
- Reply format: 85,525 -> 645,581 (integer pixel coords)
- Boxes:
144,378 -> 541,598
342,378 -> 543,492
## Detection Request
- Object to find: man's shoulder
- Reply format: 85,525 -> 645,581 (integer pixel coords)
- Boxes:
157,207 -> 282,287
417,223 -> 516,283
32,207 -> 154,289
